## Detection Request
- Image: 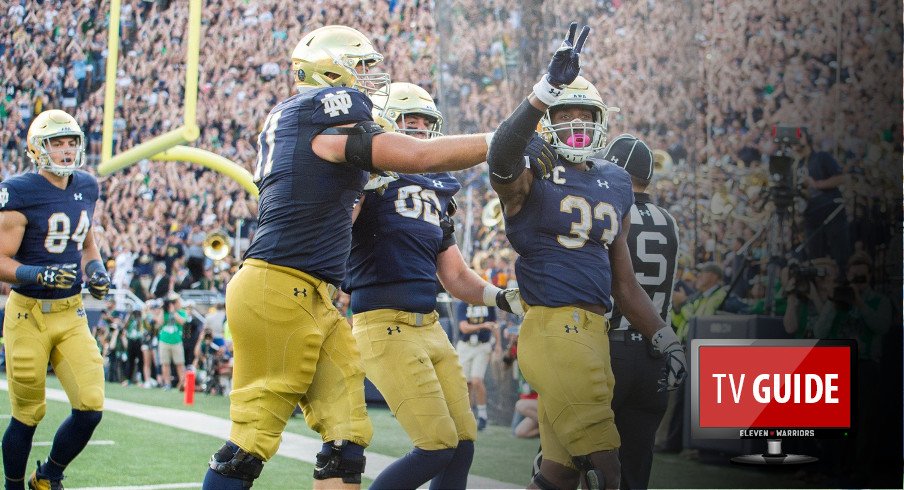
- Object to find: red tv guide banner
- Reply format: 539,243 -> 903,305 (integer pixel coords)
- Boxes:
698,346 -> 851,428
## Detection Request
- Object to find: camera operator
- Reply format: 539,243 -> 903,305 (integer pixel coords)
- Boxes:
811,253 -> 891,359
141,300 -> 163,388
809,252 -> 892,485
121,308 -> 149,385
792,129 -> 850,270
782,257 -> 838,338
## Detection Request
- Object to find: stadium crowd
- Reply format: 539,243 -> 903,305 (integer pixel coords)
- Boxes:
1,0 -> 900,382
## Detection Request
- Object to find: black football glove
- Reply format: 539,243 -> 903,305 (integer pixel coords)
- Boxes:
87,270 -> 112,300
495,288 -> 526,317
525,133 -> 558,179
36,264 -> 79,290
446,196 -> 458,217
546,22 -> 590,88
440,213 -> 455,240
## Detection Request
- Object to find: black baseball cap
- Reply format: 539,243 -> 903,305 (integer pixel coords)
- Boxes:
600,134 -> 653,180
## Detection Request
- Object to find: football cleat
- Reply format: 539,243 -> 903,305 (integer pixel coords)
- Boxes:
28,461 -> 64,490
477,417 -> 488,431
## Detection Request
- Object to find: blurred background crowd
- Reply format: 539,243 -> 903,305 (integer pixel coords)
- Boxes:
0,0 -> 900,426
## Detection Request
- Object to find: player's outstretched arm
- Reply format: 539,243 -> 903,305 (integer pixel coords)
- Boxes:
372,132 -> 490,173
488,22 -> 590,216
313,123 -> 490,173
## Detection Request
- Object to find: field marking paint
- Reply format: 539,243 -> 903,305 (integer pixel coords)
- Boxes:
33,440 -> 115,447
74,484 -> 201,490
0,380 -> 516,489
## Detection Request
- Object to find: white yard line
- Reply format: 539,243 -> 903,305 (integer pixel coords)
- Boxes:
32,440 -> 115,446
0,380 -> 516,489
71,484 -> 201,490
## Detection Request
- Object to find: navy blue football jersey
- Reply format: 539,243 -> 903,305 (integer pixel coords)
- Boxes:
345,173 -> 461,313
505,160 -> 633,310
455,302 -> 496,343
245,87 -> 374,285
0,171 -> 98,299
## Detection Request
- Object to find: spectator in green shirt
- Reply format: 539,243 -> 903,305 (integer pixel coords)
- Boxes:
157,293 -> 189,390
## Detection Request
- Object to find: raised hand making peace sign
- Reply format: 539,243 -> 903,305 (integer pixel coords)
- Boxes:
533,22 -> 591,105
546,22 -> 591,87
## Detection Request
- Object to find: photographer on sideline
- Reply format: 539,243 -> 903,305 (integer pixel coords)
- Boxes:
793,129 -> 849,270
782,257 -> 838,338
809,252 -> 892,484
811,253 -> 891,359
142,300 -> 163,388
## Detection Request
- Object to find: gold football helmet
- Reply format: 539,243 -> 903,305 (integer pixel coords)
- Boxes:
291,25 -> 390,111
27,109 -> 86,177
539,76 -> 617,164
372,82 -> 444,139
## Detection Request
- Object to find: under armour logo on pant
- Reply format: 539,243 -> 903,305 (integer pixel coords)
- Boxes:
293,288 -> 307,297
564,325 -> 579,333
387,326 -> 401,335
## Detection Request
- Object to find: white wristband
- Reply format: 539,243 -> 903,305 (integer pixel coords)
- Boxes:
484,132 -> 495,148
651,326 -> 680,350
483,284 -> 502,307
532,76 -> 563,106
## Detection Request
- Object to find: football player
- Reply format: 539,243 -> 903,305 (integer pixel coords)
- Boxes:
343,81 -> 524,490
602,135 -> 681,490
202,26 -> 495,490
0,109 -> 111,490
485,23 -> 687,490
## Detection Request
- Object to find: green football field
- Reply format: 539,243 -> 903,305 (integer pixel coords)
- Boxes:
0,376 -> 816,489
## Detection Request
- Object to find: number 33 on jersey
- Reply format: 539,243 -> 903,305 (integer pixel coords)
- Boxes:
505,161 -> 634,310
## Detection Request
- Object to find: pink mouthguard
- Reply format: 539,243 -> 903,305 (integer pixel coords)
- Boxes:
566,133 -> 591,148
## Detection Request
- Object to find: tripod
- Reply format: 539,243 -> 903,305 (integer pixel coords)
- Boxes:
721,187 -> 796,316
763,206 -> 794,316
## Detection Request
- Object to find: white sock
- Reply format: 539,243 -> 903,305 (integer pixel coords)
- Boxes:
477,405 -> 488,419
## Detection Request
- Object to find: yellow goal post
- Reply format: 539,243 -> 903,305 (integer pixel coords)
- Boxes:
99,0 -> 258,197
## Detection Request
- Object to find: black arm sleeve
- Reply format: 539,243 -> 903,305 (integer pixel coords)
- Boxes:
487,99 -> 546,184
319,121 -> 385,172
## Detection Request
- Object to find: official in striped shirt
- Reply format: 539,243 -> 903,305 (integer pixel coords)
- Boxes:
602,135 -> 680,490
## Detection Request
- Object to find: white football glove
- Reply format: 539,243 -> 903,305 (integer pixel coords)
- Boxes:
651,326 -> 687,391
484,285 -> 525,317
363,171 -> 399,195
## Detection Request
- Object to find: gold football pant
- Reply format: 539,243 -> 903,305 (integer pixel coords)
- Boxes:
3,291 -> 104,426
353,309 -> 476,450
517,306 -> 619,469
226,259 -> 372,460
